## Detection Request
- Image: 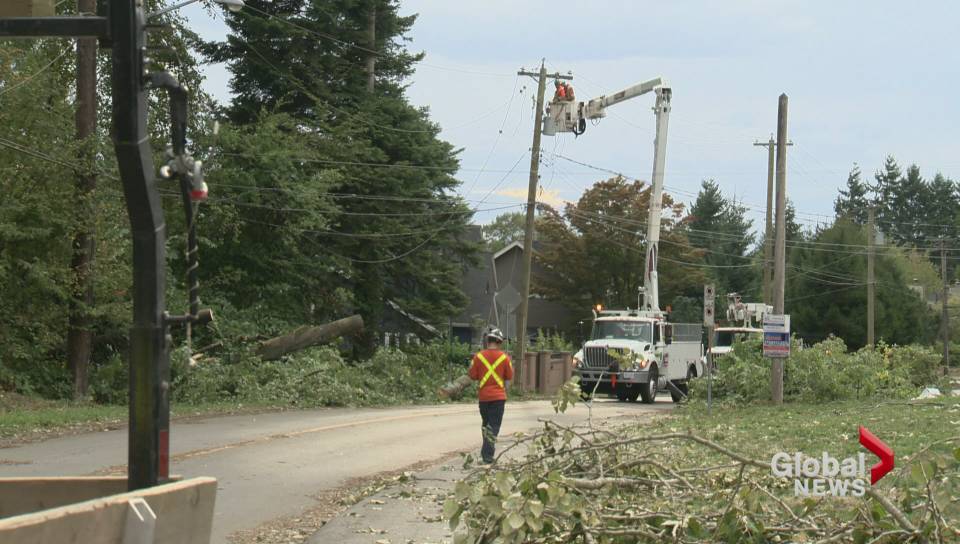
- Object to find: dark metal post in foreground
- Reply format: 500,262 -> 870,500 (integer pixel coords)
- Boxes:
0,1 -> 213,491
111,0 -> 171,489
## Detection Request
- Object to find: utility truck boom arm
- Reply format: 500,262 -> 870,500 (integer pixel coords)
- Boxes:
582,77 -> 664,120
641,86 -> 671,315
543,77 -> 672,316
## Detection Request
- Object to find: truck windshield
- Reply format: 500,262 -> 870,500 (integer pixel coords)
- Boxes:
592,321 -> 652,342
715,330 -> 758,347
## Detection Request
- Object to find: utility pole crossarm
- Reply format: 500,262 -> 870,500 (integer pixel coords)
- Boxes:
518,69 -> 573,80
0,16 -> 109,39
754,141 -> 793,147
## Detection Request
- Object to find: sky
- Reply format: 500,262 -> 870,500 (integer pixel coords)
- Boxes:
180,0 -> 960,229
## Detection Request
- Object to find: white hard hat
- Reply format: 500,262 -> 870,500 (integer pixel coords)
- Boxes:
485,327 -> 505,343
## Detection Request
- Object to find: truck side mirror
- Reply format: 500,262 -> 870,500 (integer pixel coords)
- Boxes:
664,325 -> 673,345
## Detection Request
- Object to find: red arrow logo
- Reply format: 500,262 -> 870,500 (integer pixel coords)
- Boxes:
859,426 -> 894,484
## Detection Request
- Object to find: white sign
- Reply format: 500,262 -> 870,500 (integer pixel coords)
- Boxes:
762,314 -> 790,333
763,314 -> 790,358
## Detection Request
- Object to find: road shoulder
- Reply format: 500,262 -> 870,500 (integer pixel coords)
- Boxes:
307,457 -> 466,544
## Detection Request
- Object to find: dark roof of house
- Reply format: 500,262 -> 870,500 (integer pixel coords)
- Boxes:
453,251 -> 494,326
453,229 -> 574,330
461,224 -> 483,244
515,298 -> 580,331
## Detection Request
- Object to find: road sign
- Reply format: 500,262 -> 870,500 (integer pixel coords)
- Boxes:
703,284 -> 715,327
763,314 -> 790,358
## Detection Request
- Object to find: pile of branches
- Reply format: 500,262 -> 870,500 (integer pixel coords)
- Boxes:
444,418 -> 960,543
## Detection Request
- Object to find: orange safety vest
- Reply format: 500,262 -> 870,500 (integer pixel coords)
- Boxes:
469,349 -> 514,401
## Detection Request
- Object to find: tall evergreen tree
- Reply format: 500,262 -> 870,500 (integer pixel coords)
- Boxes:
785,201 -> 805,243
204,1 -> 473,356
872,156 -> 903,244
787,219 -> 932,348
923,173 -> 957,241
685,180 -> 756,298
896,164 -> 927,247
834,164 -> 870,224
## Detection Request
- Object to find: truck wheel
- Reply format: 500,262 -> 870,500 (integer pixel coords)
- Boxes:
669,367 -> 695,403
639,366 -> 658,404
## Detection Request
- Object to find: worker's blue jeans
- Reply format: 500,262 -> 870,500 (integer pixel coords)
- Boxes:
479,400 -> 505,463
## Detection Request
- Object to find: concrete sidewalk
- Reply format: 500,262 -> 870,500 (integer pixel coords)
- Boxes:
309,458 -> 466,544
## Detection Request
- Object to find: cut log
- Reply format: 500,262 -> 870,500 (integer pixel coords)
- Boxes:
438,375 -> 473,399
256,315 -> 363,361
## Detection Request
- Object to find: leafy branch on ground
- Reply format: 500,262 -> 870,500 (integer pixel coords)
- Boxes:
444,400 -> 960,543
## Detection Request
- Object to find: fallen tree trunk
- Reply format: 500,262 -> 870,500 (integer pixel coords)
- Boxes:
438,375 -> 473,399
256,315 -> 363,361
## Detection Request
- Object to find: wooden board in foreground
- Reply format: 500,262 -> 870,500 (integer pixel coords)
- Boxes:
0,476 -> 216,544
0,0 -> 55,17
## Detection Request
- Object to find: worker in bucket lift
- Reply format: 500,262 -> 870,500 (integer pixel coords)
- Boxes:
468,327 -> 513,464
564,82 -> 575,101
553,80 -> 567,102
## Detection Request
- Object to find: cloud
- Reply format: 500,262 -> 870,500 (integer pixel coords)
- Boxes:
495,187 -> 567,208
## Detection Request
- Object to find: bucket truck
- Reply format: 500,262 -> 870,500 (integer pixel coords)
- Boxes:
710,293 -> 772,359
550,78 -> 705,403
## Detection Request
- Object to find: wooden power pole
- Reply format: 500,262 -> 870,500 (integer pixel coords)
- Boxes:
771,94 -> 788,405
515,61 -> 572,385
867,206 -> 876,347
942,239 -> 950,367
755,136 -> 791,305
66,0 -> 98,399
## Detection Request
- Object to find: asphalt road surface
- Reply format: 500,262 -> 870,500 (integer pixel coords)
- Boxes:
0,398 -> 673,542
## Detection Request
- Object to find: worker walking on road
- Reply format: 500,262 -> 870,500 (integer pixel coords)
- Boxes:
468,327 -> 513,464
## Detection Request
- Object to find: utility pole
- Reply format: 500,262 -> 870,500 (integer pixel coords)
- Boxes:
66,0 -> 98,399
771,94 -> 788,405
365,4 -> 376,93
867,206 -> 876,347
942,239 -> 950,367
515,61 -> 572,386
755,136 -> 791,305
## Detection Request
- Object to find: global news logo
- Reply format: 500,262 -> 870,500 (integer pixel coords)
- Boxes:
770,426 -> 894,497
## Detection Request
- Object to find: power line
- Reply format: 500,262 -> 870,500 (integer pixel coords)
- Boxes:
0,46 -> 72,98
785,284 -> 864,303
0,136 -> 118,178
237,3 -> 514,79
209,214 -> 455,239
232,20 -> 513,135
169,192 -> 523,216
547,159 -> 960,252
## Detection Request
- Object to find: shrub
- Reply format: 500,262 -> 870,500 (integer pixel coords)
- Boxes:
690,336 -> 942,404
88,354 -> 128,405
531,329 -> 575,352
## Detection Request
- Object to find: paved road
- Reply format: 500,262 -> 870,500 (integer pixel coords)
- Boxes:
0,398 -> 672,542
